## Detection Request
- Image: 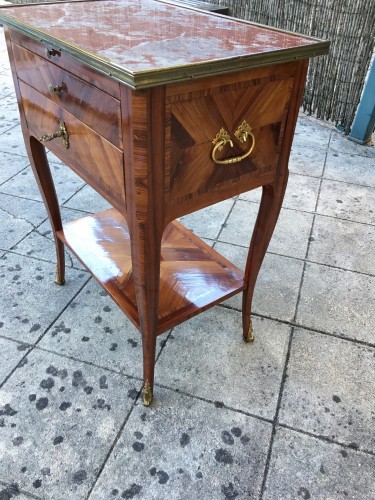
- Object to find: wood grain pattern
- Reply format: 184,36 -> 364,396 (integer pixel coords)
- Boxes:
10,30 -> 121,99
164,64 -> 295,222
4,27 -> 66,285
57,208 -> 245,333
19,80 -> 126,213
12,42 -> 122,149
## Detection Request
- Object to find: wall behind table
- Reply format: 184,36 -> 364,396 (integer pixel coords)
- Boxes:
207,0 -> 375,134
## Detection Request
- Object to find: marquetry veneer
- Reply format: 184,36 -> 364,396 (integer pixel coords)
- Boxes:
0,0 -> 329,406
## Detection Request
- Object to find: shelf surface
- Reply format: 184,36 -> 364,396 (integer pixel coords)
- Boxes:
58,209 -> 245,334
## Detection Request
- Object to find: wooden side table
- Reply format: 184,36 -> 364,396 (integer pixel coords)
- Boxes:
0,0 -> 329,406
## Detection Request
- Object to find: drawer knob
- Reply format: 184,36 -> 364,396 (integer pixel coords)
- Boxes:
46,48 -> 61,59
48,83 -> 64,96
212,120 -> 255,165
39,121 -> 70,149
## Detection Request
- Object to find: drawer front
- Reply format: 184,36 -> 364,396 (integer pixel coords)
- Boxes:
12,42 -> 122,149
166,64 -> 295,214
19,81 -> 125,212
10,29 -> 120,99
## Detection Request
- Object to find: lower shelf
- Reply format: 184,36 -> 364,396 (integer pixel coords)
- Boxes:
57,208 -> 245,334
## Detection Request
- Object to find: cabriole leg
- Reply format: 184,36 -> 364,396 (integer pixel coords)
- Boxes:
242,177 -> 288,342
28,137 -> 65,286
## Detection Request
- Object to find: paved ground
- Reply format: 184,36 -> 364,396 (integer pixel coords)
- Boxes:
1,26 -> 375,500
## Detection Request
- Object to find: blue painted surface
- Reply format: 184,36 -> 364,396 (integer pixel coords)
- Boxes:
348,57 -> 375,144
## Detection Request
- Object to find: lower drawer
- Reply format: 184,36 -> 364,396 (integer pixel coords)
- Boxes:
19,80 -> 125,212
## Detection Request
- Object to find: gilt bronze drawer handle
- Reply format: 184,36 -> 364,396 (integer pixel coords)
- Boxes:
39,121 -> 70,149
212,120 -> 255,165
48,83 -> 64,96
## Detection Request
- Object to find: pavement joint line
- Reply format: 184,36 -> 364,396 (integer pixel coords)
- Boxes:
84,397 -> 140,500
235,197 -> 375,227
0,164 -> 29,188
8,227 -> 40,253
0,336 -> 282,427
213,238 -> 375,278
259,325 -> 296,498
152,382 -> 275,425
212,196 -> 238,243
278,423 -> 375,457
29,344 -> 145,384
0,276 -> 92,391
1,247 -> 89,272
61,181 -> 87,207
164,302 -> 375,350
0,480 -> 42,500
32,275 -> 93,347
0,190 -> 45,204
0,344 -> 35,391
0,201 -> 44,230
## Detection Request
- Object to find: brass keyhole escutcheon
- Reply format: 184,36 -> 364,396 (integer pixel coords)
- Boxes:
212,120 -> 255,165
46,48 -> 61,59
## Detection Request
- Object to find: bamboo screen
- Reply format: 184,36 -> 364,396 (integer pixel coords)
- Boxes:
207,0 -> 375,133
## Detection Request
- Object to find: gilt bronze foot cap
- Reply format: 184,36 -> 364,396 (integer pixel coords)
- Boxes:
243,320 -> 255,343
143,381 -> 153,407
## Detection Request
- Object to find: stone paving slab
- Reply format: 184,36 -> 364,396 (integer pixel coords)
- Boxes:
0,161 -> 85,204
0,337 -> 30,385
0,124 -> 27,157
279,328 -> 375,452
89,388 -> 272,500
0,151 -> 28,185
63,184 -> 111,214
0,204 -> 34,250
0,68 -> 15,99
179,198 -> 235,240
38,279 -> 166,378
330,131 -> 375,159
289,144 -> 327,177
239,172 -> 321,212
317,179 -> 375,225
12,207 -> 89,269
0,348 -> 140,500
324,149 -> 375,188
264,427 -> 375,499
0,93 -> 20,135
308,215 -> 375,275
0,192 -> 48,226
156,307 -> 290,419
296,263 -> 375,343
219,200 -> 313,259
0,252 -> 88,343
214,242 -> 304,322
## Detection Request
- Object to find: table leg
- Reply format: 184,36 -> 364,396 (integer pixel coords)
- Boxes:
242,174 -> 288,342
130,222 -> 162,407
4,28 -> 65,285
28,136 -> 65,285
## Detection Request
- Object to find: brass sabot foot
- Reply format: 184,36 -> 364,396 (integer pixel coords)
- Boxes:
143,381 -> 153,407
54,265 -> 65,286
243,320 -> 254,343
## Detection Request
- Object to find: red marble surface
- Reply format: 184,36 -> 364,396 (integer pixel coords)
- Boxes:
0,0 -> 323,72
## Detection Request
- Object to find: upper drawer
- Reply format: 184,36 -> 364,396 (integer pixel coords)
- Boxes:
10,30 -> 120,99
12,42 -> 122,149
